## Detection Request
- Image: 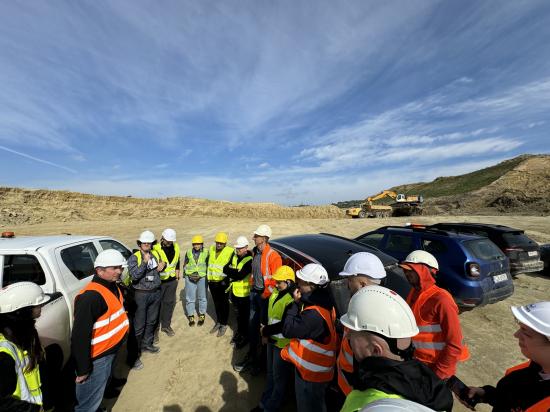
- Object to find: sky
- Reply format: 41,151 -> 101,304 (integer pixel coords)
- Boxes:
1,1 -> 549,205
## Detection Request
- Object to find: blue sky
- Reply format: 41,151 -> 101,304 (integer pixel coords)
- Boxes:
1,1 -> 549,205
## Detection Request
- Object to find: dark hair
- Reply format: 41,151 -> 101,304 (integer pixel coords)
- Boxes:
0,307 -> 44,372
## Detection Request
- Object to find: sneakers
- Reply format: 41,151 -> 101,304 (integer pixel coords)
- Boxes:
153,330 -> 160,344
142,344 -> 160,354
188,315 -> 196,327
233,353 -> 253,373
162,326 -> 175,337
132,359 -> 144,370
197,314 -> 205,326
209,322 -> 220,334
217,325 -> 228,337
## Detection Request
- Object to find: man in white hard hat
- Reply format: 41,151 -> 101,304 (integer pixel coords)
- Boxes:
126,231 -> 165,369
153,228 -> 180,337
339,285 -> 453,412
224,236 -> 253,347
399,250 -> 469,380
71,249 -> 130,412
337,252 -> 387,396
465,301 -> 550,411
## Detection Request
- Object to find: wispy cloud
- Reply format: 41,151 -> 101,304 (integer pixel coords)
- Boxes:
0,145 -> 77,174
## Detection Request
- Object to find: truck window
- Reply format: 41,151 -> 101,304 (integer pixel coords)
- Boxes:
60,242 -> 97,280
2,255 -> 46,286
356,233 -> 384,248
99,240 -> 132,259
386,234 -> 413,254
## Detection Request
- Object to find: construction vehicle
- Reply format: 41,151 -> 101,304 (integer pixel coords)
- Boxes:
345,190 -> 424,218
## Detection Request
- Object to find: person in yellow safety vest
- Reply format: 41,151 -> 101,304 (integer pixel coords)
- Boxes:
250,265 -> 296,412
464,301 -> 550,411
152,228 -> 180,338
0,282 -> 50,409
336,252 -> 387,398
207,232 -> 234,337
223,236 -> 253,348
280,263 -> 339,412
183,235 -> 209,327
339,285 -> 453,412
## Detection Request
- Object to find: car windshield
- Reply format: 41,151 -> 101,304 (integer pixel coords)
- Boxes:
464,239 -> 505,260
502,232 -> 534,248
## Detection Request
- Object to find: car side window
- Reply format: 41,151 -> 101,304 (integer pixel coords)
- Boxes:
277,251 -> 303,273
385,234 -> 413,253
2,255 -> 46,286
60,242 -> 98,280
422,238 -> 448,254
356,233 -> 384,248
99,240 -> 132,259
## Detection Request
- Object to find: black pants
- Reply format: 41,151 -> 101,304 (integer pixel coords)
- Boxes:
231,292 -> 250,339
133,288 -> 161,354
157,278 -> 178,330
209,280 -> 229,325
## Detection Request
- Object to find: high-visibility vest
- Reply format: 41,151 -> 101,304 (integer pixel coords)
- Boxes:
504,361 -> 550,412
281,305 -> 339,383
337,333 -> 354,395
0,334 -> 42,405
123,250 -> 161,286
249,244 -> 280,299
341,388 -> 404,412
207,245 -> 234,282
407,285 -> 469,367
228,254 -> 252,297
184,249 -> 208,277
153,243 -> 180,280
76,282 -> 129,359
267,289 -> 294,348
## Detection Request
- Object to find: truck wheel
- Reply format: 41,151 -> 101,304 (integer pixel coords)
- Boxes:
359,211 -> 366,218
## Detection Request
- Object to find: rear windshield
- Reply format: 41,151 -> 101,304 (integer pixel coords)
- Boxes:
502,232 -> 534,248
464,239 -> 505,260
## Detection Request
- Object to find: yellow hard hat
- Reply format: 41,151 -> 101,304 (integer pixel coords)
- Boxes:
215,232 -> 228,244
191,235 -> 203,244
272,265 -> 295,282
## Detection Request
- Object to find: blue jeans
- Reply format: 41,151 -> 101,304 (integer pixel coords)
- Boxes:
294,369 -> 327,412
248,289 -> 268,358
260,344 -> 291,412
75,353 -> 115,412
185,276 -> 207,316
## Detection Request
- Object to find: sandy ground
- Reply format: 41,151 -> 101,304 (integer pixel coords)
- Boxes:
5,215 -> 550,412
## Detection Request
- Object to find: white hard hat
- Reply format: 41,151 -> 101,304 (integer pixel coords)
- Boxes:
254,224 -> 272,238
339,252 -> 386,279
511,301 -> 550,341
340,285 -> 419,338
402,250 -> 439,270
94,249 -> 128,268
234,236 -> 249,249
361,398 -> 436,412
296,263 -> 329,286
162,228 -> 177,242
138,230 -> 156,243
0,282 -> 50,313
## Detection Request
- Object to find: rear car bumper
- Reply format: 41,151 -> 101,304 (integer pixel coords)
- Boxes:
510,259 -> 544,274
454,275 -> 514,308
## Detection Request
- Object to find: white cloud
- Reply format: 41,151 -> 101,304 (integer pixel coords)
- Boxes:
0,145 -> 77,174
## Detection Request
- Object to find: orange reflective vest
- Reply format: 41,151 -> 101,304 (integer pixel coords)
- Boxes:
250,244 -> 281,299
77,282 -> 129,359
407,285 -> 469,374
337,333 -> 354,395
504,361 -> 550,412
281,305 -> 339,383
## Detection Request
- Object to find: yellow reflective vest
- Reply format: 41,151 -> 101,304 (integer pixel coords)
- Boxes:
184,248 -> 208,277
207,245 -> 234,282
0,333 -> 42,405
267,289 -> 294,348
341,388 -> 403,412
228,254 -> 252,297
153,243 -> 180,280
122,249 -> 161,286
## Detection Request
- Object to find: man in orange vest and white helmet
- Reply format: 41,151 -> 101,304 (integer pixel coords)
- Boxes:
399,250 -> 469,380
71,249 -> 130,412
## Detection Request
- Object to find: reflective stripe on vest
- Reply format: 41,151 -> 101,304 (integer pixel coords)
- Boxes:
207,245 -> 234,281
340,388 -> 404,412
229,254 -> 252,297
267,289 -> 294,348
153,243 -> 180,280
0,335 -> 42,405
504,361 -> 550,412
281,305 -> 339,383
185,249 -> 208,277
337,334 -> 354,395
407,285 -> 469,365
77,282 -> 129,358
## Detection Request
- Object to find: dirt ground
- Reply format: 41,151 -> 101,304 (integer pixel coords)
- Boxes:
6,215 -> 550,412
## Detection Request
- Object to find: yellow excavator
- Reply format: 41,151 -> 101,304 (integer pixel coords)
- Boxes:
346,190 -> 424,218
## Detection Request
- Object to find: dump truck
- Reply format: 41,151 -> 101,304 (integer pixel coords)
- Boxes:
345,190 -> 424,218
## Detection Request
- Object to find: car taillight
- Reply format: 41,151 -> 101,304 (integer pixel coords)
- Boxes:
468,263 -> 481,278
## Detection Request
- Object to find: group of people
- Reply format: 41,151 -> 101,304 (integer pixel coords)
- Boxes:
0,223 -> 549,412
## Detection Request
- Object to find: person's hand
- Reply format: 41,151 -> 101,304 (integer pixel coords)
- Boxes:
157,261 -> 166,271
457,387 -> 484,411
75,374 -> 89,383
260,324 -> 265,335
292,288 -> 301,303
261,336 -> 268,345
143,252 -> 150,262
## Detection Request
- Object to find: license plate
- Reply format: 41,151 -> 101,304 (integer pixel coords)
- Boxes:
528,251 -> 538,257
493,273 -> 508,283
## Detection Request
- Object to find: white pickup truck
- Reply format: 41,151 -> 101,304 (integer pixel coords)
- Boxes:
0,234 -> 132,366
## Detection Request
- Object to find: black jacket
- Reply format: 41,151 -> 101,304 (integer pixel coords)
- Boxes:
224,251 -> 253,282
353,356 -> 454,412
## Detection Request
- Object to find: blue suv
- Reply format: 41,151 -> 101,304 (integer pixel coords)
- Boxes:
355,225 -> 514,308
